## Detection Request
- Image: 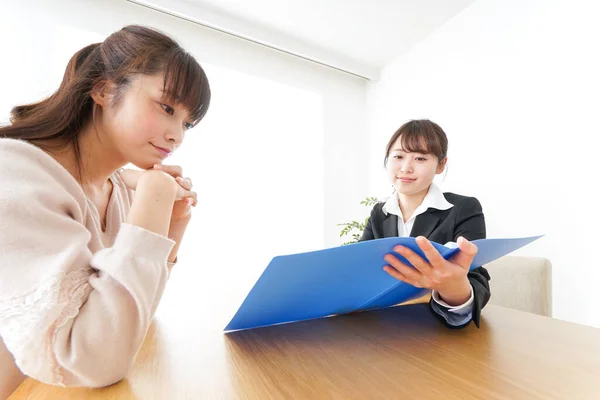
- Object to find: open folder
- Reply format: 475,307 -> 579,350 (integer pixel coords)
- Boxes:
224,235 -> 542,332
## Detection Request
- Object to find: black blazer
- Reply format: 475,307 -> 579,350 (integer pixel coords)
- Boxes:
359,193 -> 491,328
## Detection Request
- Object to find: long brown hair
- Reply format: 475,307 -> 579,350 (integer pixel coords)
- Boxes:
384,119 -> 448,167
0,25 -> 211,172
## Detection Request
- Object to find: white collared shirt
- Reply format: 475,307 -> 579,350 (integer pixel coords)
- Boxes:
382,183 -> 475,324
382,183 -> 453,237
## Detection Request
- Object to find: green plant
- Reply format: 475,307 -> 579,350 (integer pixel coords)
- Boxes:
338,196 -> 379,245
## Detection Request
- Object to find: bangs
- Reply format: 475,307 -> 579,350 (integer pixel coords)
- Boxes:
399,129 -> 434,154
162,50 -> 211,125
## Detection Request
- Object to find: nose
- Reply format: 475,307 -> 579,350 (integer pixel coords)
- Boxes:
400,158 -> 414,174
165,126 -> 184,146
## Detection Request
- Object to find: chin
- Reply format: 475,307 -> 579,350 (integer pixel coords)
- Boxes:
396,187 -> 425,196
129,158 -> 157,171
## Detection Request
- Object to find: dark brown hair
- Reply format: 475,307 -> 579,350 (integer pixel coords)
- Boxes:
384,119 -> 448,166
0,25 -> 211,170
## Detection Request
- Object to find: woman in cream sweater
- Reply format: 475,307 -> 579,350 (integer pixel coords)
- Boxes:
0,25 -> 210,397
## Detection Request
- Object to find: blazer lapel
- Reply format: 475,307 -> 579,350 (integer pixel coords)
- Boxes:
382,214 -> 399,238
410,211 -> 441,238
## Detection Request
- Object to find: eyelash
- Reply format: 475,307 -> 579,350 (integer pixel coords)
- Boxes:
160,103 -> 194,130
161,103 -> 174,115
394,155 -> 427,161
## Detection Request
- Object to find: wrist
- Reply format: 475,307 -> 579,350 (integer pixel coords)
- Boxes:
437,278 -> 471,307
138,170 -> 178,197
170,212 -> 191,229
167,214 -> 191,263
168,253 -> 179,264
127,171 -> 177,236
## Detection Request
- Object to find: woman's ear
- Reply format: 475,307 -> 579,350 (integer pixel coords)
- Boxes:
437,157 -> 448,174
90,80 -> 110,107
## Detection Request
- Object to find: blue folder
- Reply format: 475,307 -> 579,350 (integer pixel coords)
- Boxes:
224,235 -> 542,332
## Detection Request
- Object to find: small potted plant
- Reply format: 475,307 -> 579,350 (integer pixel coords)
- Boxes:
338,197 -> 379,245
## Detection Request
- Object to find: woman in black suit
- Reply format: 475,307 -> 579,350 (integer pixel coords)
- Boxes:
360,120 -> 490,328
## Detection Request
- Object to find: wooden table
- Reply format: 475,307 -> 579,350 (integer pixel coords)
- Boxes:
9,295 -> 600,400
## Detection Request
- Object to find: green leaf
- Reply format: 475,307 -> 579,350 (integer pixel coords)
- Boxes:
339,196 -> 381,239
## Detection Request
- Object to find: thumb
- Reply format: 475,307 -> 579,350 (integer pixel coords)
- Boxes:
449,236 -> 478,270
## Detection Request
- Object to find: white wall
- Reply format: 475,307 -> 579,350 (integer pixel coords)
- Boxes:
367,0 -> 600,328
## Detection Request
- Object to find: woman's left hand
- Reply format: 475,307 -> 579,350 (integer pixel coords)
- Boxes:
383,236 -> 477,306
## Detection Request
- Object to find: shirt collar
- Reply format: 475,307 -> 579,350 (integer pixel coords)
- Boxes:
382,183 -> 453,220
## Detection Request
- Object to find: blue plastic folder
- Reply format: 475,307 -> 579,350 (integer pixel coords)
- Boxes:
224,235 -> 542,332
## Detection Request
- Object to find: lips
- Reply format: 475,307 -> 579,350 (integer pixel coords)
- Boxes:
151,144 -> 173,158
398,177 -> 416,183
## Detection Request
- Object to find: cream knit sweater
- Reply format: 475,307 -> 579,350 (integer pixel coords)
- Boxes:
0,139 -> 175,397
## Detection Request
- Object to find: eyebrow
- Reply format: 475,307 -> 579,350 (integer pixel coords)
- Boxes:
391,148 -> 428,154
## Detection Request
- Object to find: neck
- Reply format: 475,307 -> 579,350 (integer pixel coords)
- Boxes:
397,185 -> 430,222
78,124 -> 127,187
50,121 -> 126,190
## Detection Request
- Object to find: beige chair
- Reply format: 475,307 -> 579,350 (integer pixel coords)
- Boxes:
485,256 -> 552,317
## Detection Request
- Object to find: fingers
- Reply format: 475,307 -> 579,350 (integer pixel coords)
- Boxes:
414,236 -> 447,270
153,165 -> 195,203
385,237 -> 475,291
449,236 -> 478,270
176,177 -> 194,205
383,265 -> 423,287
153,164 -> 183,178
176,176 -> 193,191
392,238 -> 436,276
181,190 -> 197,207
383,254 -> 423,287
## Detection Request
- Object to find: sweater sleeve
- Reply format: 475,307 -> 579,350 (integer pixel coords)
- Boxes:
0,140 -> 175,388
